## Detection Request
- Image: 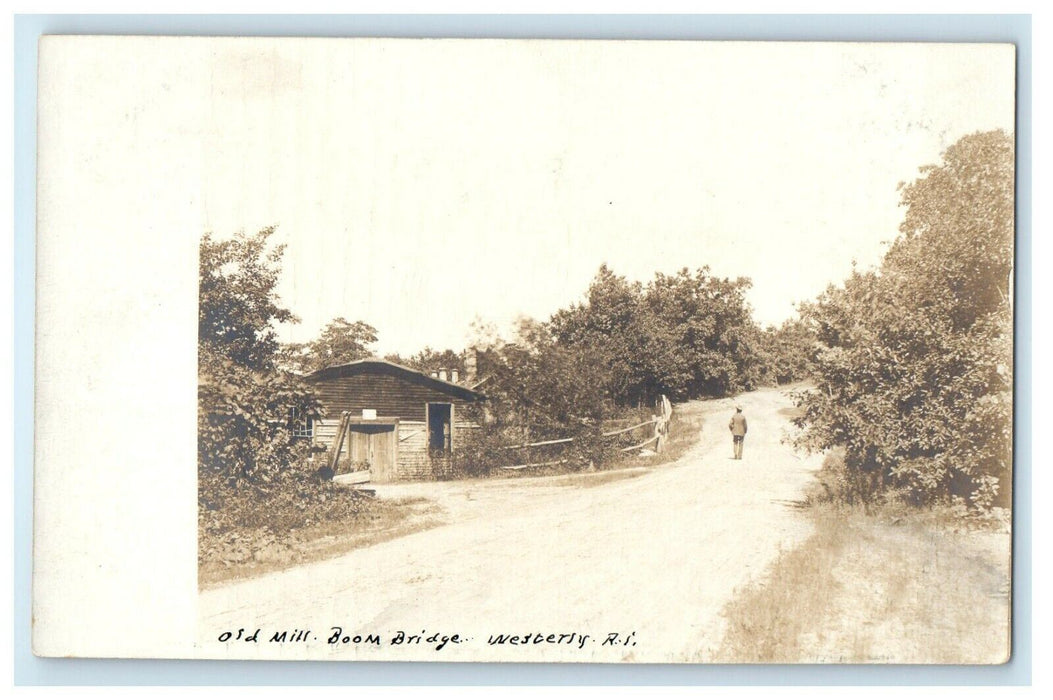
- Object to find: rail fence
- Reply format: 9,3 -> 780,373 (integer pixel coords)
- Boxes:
496,394 -> 673,471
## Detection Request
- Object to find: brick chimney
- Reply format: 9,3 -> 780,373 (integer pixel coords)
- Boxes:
438,368 -> 448,382
451,368 -> 460,383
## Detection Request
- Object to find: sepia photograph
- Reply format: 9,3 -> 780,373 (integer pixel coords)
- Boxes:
33,35 -> 1016,665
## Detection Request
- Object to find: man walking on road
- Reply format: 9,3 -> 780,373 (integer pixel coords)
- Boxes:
729,406 -> 748,460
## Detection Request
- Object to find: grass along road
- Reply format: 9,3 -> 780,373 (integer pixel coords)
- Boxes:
714,500 -> 1011,664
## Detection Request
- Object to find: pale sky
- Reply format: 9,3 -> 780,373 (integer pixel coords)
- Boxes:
186,40 -> 1014,355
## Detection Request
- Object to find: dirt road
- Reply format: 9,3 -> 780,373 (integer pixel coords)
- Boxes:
198,387 -> 822,662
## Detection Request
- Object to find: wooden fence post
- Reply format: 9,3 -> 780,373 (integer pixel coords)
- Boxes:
329,411 -> 351,473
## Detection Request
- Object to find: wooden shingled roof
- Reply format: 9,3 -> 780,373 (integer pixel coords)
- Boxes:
305,359 -> 485,402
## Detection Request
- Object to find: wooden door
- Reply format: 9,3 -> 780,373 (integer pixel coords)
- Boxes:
370,427 -> 397,483
347,424 -> 397,483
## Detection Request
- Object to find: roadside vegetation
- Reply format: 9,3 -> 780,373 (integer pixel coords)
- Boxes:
715,130 -> 1015,662
714,450 -> 1011,663
198,472 -> 439,588
197,229 -> 403,585
468,396 -> 709,483
793,131 -> 1013,511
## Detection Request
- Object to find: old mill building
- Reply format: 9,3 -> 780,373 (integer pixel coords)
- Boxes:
300,358 -> 485,482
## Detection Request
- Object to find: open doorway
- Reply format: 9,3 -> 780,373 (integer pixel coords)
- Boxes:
427,402 -> 452,455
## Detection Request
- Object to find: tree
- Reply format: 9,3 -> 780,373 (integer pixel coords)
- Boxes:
643,267 -> 760,397
385,347 -> 465,374
454,318 -> 619,474
198,228 -> 319,484
283,317 -> 378,374
480,317 -> 615,431
199,227 -> 296,372
761,318 -> 818,385
550,265 -> 653,404
454,262 -> 771,474
795,131 -> 1014,508
550,264 -> 766,403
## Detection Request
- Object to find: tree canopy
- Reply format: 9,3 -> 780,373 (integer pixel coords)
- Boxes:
550,264 -> 772,404
384,347 -> 466,375
283,317 -> 379,375
199,226 -> 296,373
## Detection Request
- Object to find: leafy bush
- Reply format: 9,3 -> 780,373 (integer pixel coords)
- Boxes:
763,319 -> 818,385
198,227 -> 322,483
197,464 -> 386,571
805,447 -> 894,507
198,352 -> 322,482
384,347 -> 466,375
795,131 -> 1014,510
450,317 -> 641,475
199,463 -> 369,534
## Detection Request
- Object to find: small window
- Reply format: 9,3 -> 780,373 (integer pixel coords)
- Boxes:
289,408 -> 313,439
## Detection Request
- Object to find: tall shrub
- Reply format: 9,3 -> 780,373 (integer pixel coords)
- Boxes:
198,228 -> 320,484
795,131 -> 1014,508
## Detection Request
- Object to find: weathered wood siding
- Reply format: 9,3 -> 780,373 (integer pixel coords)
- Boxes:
314,418 -> 344,449
396,420 -> 480,480
307,363 -> 484,482
310,373 -> 476,422
314,418 -> 480,482
397,420 -> 432,480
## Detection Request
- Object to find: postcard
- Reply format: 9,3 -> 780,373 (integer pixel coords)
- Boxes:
33,36 -> 1014,663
